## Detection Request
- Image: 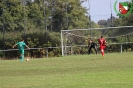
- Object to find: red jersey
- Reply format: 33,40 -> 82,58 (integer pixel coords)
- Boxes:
98,38 -> 106,46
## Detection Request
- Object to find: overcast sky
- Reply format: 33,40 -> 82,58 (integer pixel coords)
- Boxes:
81,0 -> 130,23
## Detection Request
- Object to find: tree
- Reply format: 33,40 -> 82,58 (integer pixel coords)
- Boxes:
98,16 -> 116,27
98,20 -> 107,27
0,0 -> 26,31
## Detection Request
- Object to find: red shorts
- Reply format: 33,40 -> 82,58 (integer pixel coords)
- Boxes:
100,45 -> 106,50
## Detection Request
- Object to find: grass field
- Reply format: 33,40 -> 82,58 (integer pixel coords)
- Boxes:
0,53 -> 133,88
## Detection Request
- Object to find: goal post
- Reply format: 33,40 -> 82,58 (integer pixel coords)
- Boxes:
61,26 -> 133,56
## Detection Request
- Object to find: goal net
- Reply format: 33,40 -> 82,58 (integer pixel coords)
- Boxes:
61,26 -> 133,56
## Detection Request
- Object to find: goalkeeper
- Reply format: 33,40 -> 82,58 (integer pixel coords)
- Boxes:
88,38 -> 97,55
13,39 -> 30,62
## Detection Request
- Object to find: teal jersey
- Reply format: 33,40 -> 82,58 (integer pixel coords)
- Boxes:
16,42 -> 26,50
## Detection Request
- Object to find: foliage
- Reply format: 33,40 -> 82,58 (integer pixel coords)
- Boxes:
98,16 -> 116,27
0,0 -> 92,31
0,30 -> 61,59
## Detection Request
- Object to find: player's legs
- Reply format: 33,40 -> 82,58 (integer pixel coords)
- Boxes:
94,45 -> 97,54
101,49 -> 104,56
100,46 -> 106,57
100,46 -> 104,56
19,50 -> 25,62
20,54 -> 24,62
88,46 -> 92,55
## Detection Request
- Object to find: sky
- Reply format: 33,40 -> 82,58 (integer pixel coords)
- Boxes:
81,0 -> 130,23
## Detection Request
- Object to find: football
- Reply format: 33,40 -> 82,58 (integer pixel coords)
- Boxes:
26,58 -> 29,61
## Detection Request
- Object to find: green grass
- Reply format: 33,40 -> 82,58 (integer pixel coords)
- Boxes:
0,53 -> 133,88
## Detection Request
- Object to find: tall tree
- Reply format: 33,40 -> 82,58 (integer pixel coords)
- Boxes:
0,0 -> 90,32
0,0 -> 25,31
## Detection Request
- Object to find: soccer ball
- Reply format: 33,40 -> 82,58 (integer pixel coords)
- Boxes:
26,58 -> 29,61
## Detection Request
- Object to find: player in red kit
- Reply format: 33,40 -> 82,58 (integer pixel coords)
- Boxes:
98,36 -> 107,58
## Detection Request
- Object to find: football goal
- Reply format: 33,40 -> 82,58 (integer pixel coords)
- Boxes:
61,26 -> 133,56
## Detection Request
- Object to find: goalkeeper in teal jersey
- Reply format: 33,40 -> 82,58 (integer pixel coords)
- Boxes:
13,39 -> 30,62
